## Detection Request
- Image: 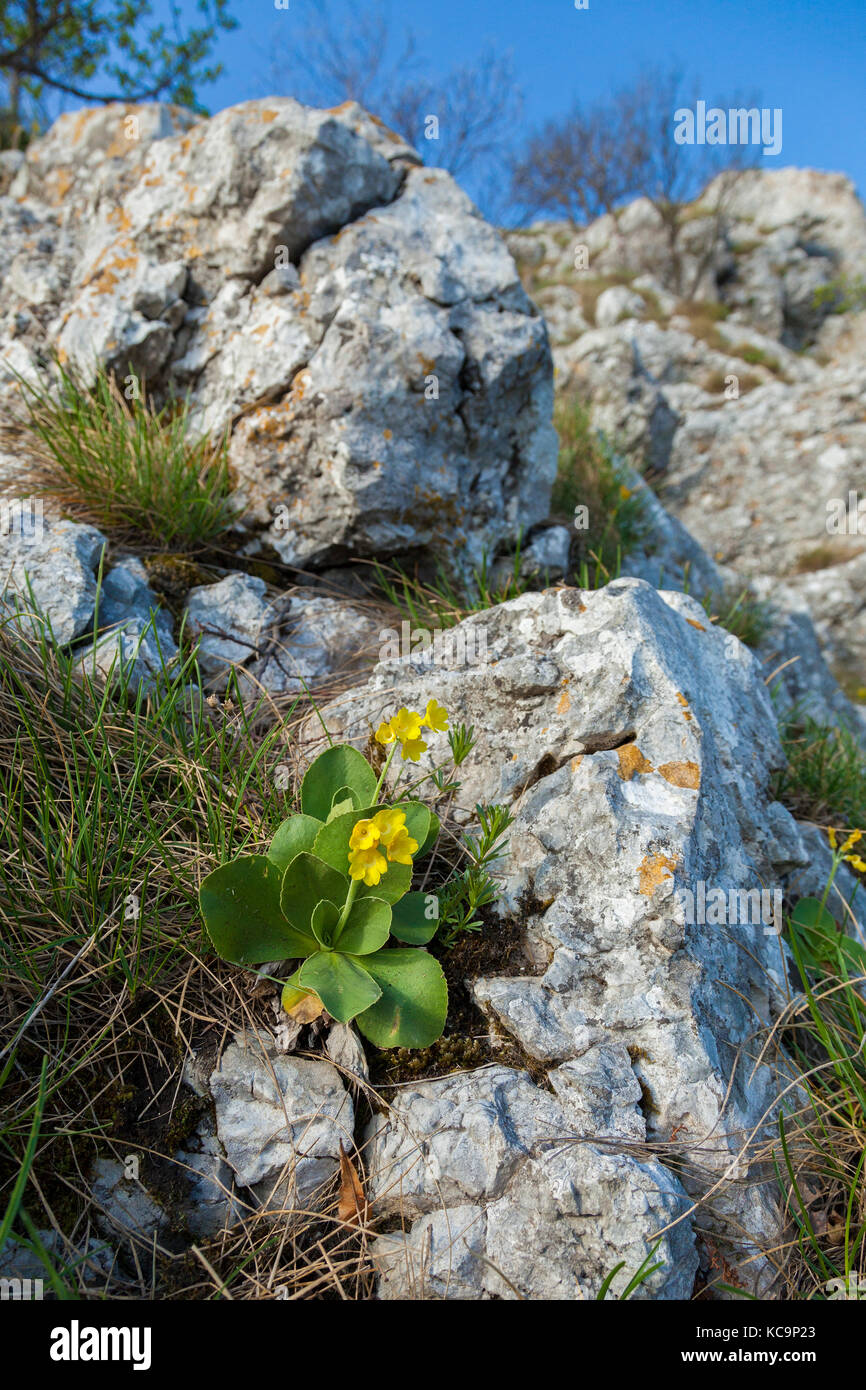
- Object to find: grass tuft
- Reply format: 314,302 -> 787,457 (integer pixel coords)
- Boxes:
552,392 -> 646,580
11,360 -> 236,551
775,715 -> 866,828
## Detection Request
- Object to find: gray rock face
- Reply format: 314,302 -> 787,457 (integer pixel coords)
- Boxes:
519,524 -> 573,580
184,577 -> 382,696
174,1120 -> 245,1240
367,1066 -> 696,1300
77,555 -> 177,688
509,171 -> 866,687
0,1229 -> 115,1289
90,1157 -> 168,1252
0,98 -> 557,576
311,580 -> 830,1295
0,517 -> 105,643
249,592 -> 383,695
185,573 -> 276,686
209,1035 -> 354,1212
595,284 -> 646,328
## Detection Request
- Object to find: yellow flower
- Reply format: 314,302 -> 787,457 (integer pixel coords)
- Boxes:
619,484 -> 633,501
348,845 -> 388,886
390,707 -> 424,743
845,855 -> 866,874
423,698 -> 449,732
400,735 -> 428,762
841,829 -> 863,854
385,825 -> 418,864
828,827 -> 838,850
347,809 -> 418,882
374,701 -> 448,760
371,808 -> 406,845
349,819 -> 378,851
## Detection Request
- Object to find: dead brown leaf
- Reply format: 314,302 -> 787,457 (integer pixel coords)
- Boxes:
338,1143 -> 370,1227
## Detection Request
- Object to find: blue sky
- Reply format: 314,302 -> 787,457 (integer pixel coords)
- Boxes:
188,0 -> 866,201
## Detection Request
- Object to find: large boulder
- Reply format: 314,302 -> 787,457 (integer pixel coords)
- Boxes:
0,98 -> 557,576
510,173 -> 866,690
310,579 -> 829,1297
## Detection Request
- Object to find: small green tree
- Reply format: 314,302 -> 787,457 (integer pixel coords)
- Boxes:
0,0 -> 236,142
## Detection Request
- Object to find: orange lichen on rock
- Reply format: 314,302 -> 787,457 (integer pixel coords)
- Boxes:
657,761 -> 701,789
638,852 -> 678,896
617,745 -> 654,780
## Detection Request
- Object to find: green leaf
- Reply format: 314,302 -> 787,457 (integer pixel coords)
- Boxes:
336,896 -> 392,955
299,951 -> 382,1024
327,785 -> 361,822
200,856 -> 316,965
313,807 -> 373,874
301,746 -> 377,822
311,899 -> 342,950
355,948 -> 448,1048
790,896 -> 866,976
790,897 -> 837,933
390,891 -> 439,945
268,814 -> 322,872
394,801 -> 431,851
280,853 -> 349,939
417,810 -> 440,858
356,859 -> 412,905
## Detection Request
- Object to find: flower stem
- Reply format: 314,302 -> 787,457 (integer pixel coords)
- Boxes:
373,742 -> 398,805
335,876 -> 361,938
820,851 -> 841,911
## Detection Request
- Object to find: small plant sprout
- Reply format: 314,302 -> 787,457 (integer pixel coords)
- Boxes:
199,702 -> 454,1048
438,802 -> 515,947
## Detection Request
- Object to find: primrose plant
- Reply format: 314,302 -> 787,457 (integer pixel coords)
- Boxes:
199,700 -> 450,1048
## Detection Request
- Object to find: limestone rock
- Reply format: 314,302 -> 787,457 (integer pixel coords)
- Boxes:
209,1034 -> 354,1212
0,517 -> 105,643
366,1067 -> 697,1300
77,555 -> 177,689
312,580 -> 823,1292
250,592 -> 383,696
184,573 -> 276,687
0,99 -> 557,575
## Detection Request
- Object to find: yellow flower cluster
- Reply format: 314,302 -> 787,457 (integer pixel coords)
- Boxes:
375,699 -> 448,763
348,809 -> 419,887
827,826 -> 866,872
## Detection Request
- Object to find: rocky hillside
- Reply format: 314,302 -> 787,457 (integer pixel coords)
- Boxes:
0,105 -> 864,1302
508,169 -> 866,693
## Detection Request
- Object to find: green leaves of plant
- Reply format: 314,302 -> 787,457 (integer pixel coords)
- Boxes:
201,741 -> 451,1046
311,896 -> 392,954
789,896 -> 866,976
390,891 -> 439,945
280,853 -> 348,937
299,951 -> 382,1024
336,897 -> 392,955
790,897 -> 836,933
301,746 -> 377,822
200,855 -> 317,965
268,814 -> 322,872
354,949 -> 448,1048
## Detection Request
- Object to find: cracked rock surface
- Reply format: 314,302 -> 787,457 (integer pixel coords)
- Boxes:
0,98 -> 557,575
312,579 -> 834,1296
